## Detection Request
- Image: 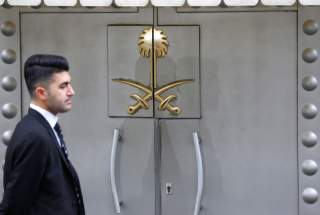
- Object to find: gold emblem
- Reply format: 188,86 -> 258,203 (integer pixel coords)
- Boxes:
113,27 -> 193,115
138,28 -> 168,58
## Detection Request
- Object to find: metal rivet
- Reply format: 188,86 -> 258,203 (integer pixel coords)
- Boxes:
301,131 -> 317,147
2,130 -> 13,146
302,76 -> 318,91
1,103 -> 17,119
303,20 -> 319,36
0,21 -> 16,37
302,160 -> 318,176
302,104 -> 317,119
1,76 -> 17,92
302,48 -> 318,63
302,188 -> 318,204
1,49 -> 16,64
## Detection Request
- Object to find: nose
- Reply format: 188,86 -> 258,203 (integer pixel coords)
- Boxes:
68,85 -> 75,96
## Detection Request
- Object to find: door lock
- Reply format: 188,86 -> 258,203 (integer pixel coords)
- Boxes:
165,182 -> 173,195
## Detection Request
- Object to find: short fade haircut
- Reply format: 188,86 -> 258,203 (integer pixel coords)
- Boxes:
24,54 -> 69,97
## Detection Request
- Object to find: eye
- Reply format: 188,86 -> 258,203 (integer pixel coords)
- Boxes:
59,83 -> 68,89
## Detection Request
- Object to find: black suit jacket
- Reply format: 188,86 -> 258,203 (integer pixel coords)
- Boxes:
0,109 -> 85,215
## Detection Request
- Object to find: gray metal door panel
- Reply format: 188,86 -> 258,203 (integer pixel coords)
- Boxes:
160,119 -> 199,215
158,9 -> 298,215
20,10 -> 155,215
107,118 -> 155,215
64,118 -> 155,215
108,25 -> 153,117
155,26 -> 200,119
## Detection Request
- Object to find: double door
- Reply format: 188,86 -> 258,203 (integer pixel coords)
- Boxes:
18,7 -> 297,215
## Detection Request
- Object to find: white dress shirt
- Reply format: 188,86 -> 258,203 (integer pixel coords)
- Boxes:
30,103 -> 61,147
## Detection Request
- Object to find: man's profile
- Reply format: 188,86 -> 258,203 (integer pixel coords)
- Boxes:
0,54 -> 85,215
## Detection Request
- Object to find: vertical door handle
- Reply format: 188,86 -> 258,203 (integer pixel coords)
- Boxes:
111,129 -> 121,213
192,132 -> 203,215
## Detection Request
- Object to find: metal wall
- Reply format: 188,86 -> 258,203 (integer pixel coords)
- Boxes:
298,6 -> 320,215
0,7 -> 21,196
0,5 -> 319,215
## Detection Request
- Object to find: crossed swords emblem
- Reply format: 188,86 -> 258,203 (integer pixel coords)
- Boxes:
113,27 -> 193,115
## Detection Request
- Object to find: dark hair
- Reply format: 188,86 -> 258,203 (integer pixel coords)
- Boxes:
24,54 -> 69,97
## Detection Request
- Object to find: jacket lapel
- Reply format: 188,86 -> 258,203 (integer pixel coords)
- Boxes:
28,109 -> 74,172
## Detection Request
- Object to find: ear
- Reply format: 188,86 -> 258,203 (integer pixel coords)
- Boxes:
34,86 -> 48,101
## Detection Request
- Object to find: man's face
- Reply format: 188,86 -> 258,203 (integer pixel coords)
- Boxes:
45,71 -> 75,115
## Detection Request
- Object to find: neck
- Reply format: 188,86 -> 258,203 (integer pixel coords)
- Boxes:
31,100 -> 57,116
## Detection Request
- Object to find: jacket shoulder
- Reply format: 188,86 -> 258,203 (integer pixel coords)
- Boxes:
10,113 -> 51,147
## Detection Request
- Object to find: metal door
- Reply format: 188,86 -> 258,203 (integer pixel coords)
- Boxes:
20,9 -> 155,215
2,6 -> 320,215
157,8 -> 298,215
159,119 -> 200,215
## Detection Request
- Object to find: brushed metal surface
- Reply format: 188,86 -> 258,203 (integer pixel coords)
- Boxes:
158,8 -> 297,215
160,119 -> 199,215
298,7 -> 320,215
21,9 -> 155,215
155,26 -> 200,118
108,25 -> 153,117
0,7 -> 21,198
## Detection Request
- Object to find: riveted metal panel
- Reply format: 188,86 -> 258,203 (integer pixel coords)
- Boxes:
298,6 -> 320,215
20,9 -> 155,215
158,8 -> 297,215
0,7 -> 21,197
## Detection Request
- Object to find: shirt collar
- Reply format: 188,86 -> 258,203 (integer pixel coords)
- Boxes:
30,103 -> 58,129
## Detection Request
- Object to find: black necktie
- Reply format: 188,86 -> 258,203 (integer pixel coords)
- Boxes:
54,123 -> 69,160
54,123 -> 83,211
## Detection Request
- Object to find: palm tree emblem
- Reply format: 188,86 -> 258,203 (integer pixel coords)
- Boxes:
113,27 -> 193,115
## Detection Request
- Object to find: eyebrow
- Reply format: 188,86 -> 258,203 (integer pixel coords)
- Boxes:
59,81 -> 70,86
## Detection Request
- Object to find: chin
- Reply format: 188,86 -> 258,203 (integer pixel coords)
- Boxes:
59,107 -> 72,113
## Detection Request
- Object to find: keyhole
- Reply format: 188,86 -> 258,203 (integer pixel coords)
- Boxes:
166,183 -> 173,195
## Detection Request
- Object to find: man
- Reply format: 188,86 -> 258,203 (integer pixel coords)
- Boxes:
0,54 -> 85,215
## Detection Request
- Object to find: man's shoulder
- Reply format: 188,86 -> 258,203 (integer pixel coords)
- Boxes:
6,113 -> 51,152
14,113 -> 48,138
17,112 -> 41,128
